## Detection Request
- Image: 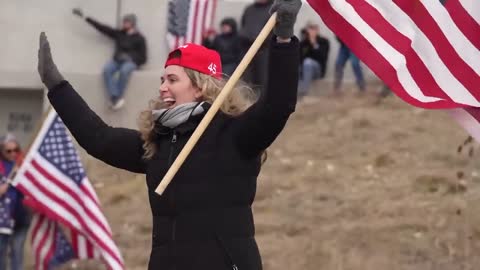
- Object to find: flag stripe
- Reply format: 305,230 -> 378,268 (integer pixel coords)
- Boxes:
167,0 -> 217,49
307,0 -> 479,109
32,217 -> 48,270
364,0 -> 480,105
350,0 -> 452,103
35,221 -> 52,270
310,0 -> 448,107
449,108 -> 480,143
186,0 -> 197,43
87,237 -> 94,258
393,0 -> 480,98
201,0 -> 210,42
82,180 -> 100,206
306,0 -> 480,142
445,0 -> 480,49
210,0 -> 218,29
420,0 -> 480,70
77,233 -> 87,258
30,159 -> 112,238
459,0 -> 480,24
204,0 -> 213,30
20,169 -> 123,268
19,175 -> 81,228
190,0 -> 201,43
31,214 -> 44,247
43,225 -> 57,270
31,158 -> 112,236
18,181 -> 123,270
71,230 -> 79,256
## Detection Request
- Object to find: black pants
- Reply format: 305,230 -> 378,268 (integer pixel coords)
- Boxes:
148,236 -> 263,270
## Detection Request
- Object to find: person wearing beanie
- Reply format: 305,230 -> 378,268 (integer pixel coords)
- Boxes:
72,8 -> 148,111
202,17 -> 242,76
38,0 -> 301,268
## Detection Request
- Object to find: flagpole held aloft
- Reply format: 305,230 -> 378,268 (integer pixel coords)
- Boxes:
155,13 -> 278,195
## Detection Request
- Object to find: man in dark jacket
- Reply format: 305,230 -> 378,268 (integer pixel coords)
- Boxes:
239,0 -> 273,92
298,21 -> 330,97
73,8 -> 148,110
203,18 -> 242,76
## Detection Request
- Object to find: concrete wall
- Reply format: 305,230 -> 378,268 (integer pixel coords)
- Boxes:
1,0 -> 376,75
0,0 -> 378,137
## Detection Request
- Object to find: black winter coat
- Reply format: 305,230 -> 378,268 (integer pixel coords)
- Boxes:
300,36 -> 330,78
86,17 -> 147,66
47,37 -> 299,270
209,33 -> 242,66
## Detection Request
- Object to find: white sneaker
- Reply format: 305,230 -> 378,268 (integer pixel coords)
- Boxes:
111,98 -> 125,111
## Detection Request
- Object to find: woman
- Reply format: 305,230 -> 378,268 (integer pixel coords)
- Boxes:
37,0 -> 301,269
0,134 -> 30,270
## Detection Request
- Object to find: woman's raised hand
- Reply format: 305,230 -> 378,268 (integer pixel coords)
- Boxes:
37,32 -> 64,89
270,0 -> 302,39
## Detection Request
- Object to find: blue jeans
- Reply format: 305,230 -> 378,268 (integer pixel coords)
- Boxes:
0,227 -> 28,270
298,58 -> 322,97
9,227 -> 28,270
103,60 -> 137,102
0,234 -> 9,270
334,45 -> 365,91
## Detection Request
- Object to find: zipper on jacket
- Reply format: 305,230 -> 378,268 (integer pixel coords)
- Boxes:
167,131 -> 177,242
167,132 -> 177,165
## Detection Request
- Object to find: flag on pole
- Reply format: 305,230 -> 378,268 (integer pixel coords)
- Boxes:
166,0 -> 218,50
306,0 -> 480,140
11,109 -> 124,270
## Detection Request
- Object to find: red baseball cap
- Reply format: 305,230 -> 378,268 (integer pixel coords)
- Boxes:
165,43 -> 223,79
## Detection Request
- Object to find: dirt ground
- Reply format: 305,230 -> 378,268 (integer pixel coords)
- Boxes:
27,82 -> 480,270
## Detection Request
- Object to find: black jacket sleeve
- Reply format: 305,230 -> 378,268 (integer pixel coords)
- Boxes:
85,17 -> 119,39
47,81 -> 146,174
232,36 -> 300,158
132,35 -> 147,66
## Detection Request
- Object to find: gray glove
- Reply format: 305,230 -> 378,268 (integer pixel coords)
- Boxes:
72,8 -> 84,18
38,32 -> 64,90
270,0 -> 302,39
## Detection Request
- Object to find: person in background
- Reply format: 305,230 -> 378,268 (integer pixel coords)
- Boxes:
333,36 -> 366,95
203,18 -> 242,76
72,8 -> 148,110
239,0 -> 274,92
298,21 -> 330,97
0,134 -> 30,270
202,28 -> 217,50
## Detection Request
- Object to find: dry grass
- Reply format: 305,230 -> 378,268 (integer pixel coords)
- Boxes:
26,83 -> 480,270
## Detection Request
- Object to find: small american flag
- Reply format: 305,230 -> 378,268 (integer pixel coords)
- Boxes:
166,0 -> 218,50
12,109 -> 124,270
307,0 -> 480,140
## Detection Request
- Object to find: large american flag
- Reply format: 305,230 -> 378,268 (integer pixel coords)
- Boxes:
307,0 -> 480,140
12,109 -> 124,270
166,0 -> 218,50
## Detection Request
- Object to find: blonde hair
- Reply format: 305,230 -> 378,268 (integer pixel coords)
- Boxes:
138,68 -> 257,159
